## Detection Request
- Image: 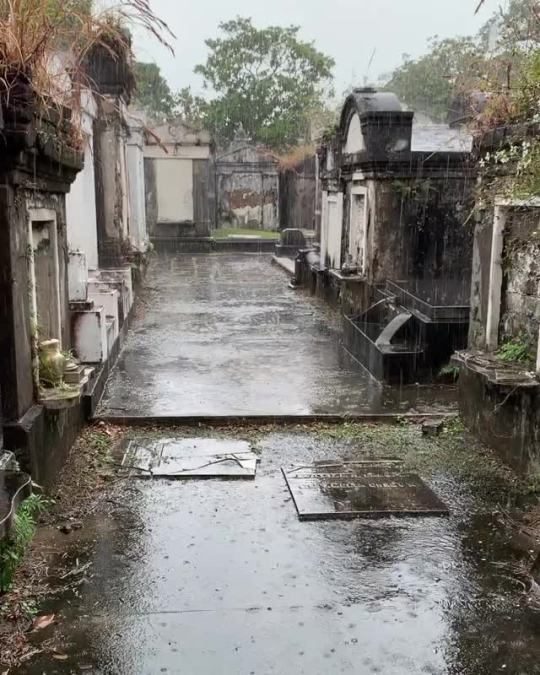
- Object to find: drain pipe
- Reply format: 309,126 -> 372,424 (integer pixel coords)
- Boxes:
0,452 -> 32,540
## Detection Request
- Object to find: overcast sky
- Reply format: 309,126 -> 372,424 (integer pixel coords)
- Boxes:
134,0 -> 506,98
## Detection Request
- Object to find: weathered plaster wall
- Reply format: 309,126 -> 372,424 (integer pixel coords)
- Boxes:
126,121 -> 147,252
370,177 -> 473,289
94,101 -> 127,266
468,208 -> 494,349
327,175 -> 473,316
119,127 -> 130,243
143,158 -> 158,235
193,157 -> 215,234
95,121 -> 119,240
344,112 -> 364,154
469,203 -> 540,351
66,95 -> 98,269
217,171 -> 278,229
216,143 -> 279,231
0,189 -> 69,421
459,364 -> 540,473
155,158 -> 194,222
279,156 -> 317,231
458,130 -> 540,472
143,136 -> 214,238
499,207 -> 540,347
320,190 -> 343,270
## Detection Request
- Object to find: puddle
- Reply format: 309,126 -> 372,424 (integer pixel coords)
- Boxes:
12,429 -> 540,675
98,255 -> 458,417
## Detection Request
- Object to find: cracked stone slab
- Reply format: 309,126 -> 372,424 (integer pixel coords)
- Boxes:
282,460 -> 449,520
122,438 -> 259,479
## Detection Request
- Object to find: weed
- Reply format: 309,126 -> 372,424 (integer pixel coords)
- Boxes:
0,598 -> 38,621
84,429 -> 115,467
438,363 -> 460,381
312,417 -> 519,503
0,0 -> 173,139
86,431 -> 111,452
0,494 -> 54,593
443,416 -> 466,436
497,334 -> 534,365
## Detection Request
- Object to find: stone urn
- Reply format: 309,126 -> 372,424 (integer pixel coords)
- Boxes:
38,339 -> 66,388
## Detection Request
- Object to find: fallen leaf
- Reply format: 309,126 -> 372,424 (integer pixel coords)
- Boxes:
32,614 -> 55,630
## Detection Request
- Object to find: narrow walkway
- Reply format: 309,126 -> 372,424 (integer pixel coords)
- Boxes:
17,427 -> 540,675
99,253 -> 453,417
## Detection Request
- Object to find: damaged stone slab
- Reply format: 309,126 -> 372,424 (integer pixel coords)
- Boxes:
282,460 -> 449,520
453,350 -> 540,388
122,438 -> 259,479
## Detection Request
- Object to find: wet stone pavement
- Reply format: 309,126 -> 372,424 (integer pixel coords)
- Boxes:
12,253 -> 539,674
16,428 -> 540,675
98,253 -> 455,417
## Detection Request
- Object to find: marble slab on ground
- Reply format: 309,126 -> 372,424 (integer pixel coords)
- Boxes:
282,460 -> 449,520
122,438 -> 258,479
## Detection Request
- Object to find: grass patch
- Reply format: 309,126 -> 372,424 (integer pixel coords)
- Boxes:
312,417 -> 523,502
84,428 -> 115,467
212,227 -> 279,240
0,494 -> 53,593
438,363 -> 460,382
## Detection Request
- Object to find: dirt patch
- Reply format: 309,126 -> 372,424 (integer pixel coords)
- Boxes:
0,422 -> 126,669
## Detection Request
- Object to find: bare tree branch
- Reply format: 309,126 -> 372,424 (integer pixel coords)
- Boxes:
475,0 -> 487,14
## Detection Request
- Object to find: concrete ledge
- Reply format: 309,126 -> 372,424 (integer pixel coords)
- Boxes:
213,239 -> 276,253
151,237 -> 214,254
151,236 -> 277,254
2,268 -> 142,488
83,299 -> 136,419
95,412 -> 457,426
458,358 -> 540,472
4,403 -> 85,488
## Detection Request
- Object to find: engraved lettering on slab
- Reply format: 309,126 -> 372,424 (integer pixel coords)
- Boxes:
282,460 -> 449,520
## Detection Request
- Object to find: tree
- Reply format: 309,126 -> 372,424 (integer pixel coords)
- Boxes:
189,17 -> 334,149
172,87 -> 206,128
133,62 -> 175,121
478,0 -> 540,50
383,36 -> 485,121
383,0 -> 540,122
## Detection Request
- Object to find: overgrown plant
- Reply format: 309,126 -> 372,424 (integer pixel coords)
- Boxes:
438,363 -> 460,381
0,0 -> 174,134
497,334 -> 534,364
0,494 -> 53,593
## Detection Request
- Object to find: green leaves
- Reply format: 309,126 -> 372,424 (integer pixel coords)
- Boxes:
133,62 -> 176,121
383,0 -> 540,122
0,494 -> 53,593
383,36 -> 484,122
186,17 -> 334,150
497,334 -> 534,364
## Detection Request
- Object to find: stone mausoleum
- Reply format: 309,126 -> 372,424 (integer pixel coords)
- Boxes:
299,88 -> 475,384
